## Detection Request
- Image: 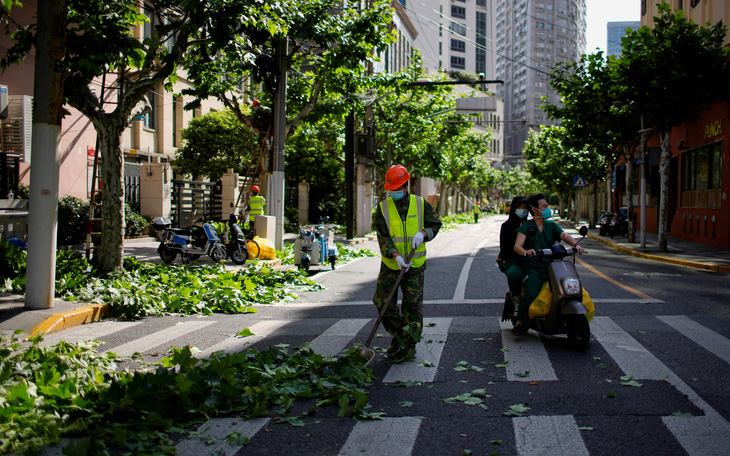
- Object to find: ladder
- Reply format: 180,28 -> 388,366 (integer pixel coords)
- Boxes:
234,126 -> 270,215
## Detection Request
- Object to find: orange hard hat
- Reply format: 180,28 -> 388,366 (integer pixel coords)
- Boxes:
252,185 -> 260,192
384,165 -> 410,191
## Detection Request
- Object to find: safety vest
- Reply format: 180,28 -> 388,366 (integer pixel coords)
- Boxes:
250,195 -> 265,220
380,195 -> 426,270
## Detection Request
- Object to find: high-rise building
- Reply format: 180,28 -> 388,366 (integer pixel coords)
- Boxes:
495,0 -> 586,164
404,0 -> 496,79
607,21 -> 639,57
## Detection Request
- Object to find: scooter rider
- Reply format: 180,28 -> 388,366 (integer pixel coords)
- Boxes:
498,196 -> 529,306
373,165 -> 442,362
512,194 -> 585,335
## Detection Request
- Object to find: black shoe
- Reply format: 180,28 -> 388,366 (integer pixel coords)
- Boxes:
386,339 -> 400,355
511,322 -> 528,336
386,345 -> 416,364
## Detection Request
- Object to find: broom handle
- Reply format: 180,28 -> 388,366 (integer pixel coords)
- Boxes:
364,248 -> 417,348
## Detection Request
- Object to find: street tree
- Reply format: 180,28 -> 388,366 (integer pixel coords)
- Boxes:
175,109 -> 259,181
523,126 -> 582,219
617,2 -> 730,252
1,0 -> 284,273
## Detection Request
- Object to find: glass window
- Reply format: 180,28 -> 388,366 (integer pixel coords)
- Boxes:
450,22 -> 467,36
711,142 -> 723,188
451,56 -> 465,69
476,0 -> 486,6
451,39 -> 465,52
451,5 -> 466,19
681,141 -> 723,191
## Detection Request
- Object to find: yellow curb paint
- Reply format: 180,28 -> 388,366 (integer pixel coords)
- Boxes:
585,232 -> 728,273
29,304 -> 110,336
576,257 -> 655,300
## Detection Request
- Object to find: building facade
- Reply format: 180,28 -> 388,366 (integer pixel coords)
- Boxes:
606,21 -> 639,57
495,0 -> 586,164
631,0 -> 730,249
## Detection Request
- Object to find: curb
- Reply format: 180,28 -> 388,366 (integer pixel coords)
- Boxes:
579,228 -> 730,273
29,303 -> 111,336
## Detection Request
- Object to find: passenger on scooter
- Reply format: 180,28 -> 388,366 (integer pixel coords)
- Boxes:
498,196 -> 529,305
512,194 -> 586,335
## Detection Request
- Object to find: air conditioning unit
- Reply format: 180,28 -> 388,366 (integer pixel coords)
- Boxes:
0,85 -> 8,119
2,95 -> 32,162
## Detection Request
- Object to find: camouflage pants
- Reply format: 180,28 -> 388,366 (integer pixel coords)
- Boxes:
372,263 -> 425,346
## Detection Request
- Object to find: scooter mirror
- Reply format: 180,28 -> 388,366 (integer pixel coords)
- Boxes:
579,226 -> 588,236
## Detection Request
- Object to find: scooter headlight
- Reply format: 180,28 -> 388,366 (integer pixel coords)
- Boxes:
563,278 -> 581,295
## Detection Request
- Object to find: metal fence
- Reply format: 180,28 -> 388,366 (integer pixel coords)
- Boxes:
171,179 -> 222,227
124,175 -> 140,210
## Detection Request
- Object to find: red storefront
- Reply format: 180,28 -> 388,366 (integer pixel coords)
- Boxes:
636,95 -> 730,249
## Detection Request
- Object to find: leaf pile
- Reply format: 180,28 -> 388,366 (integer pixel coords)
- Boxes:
59,256 -> 324,319
0,333 -> 374,455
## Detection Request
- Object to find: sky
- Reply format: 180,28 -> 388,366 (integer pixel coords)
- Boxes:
585,0 -> 641,55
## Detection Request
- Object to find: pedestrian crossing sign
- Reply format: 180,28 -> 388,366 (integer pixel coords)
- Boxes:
574,176 -> 587,188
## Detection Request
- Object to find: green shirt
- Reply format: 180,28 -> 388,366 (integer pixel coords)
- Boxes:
516,219 -> 564,269
374,195 -> 442,262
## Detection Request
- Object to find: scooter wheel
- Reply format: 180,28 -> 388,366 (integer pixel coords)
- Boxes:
566,315 -> 590,350
210,245 -> 227,262
230,246 -> 247,265
159,246 -> 177,264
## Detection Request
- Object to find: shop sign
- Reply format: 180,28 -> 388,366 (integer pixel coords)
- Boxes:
705,119 -> 722,140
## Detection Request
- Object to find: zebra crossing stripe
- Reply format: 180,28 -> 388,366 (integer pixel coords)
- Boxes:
338,417 -> 422,456
40,320 -> 142,347
104,321 -> 216,357
307,319 -> 370,357
656,315 -> 730,365
196,320 -> 290,359
175,417 -> 269,456
513,415 -> 589,456
592,316 -> 730,456
382,318 -> 452,384
499,319 -> 558,382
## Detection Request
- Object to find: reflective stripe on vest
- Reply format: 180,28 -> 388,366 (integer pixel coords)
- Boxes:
250,196 -> 264,219
380,195 -> 426,270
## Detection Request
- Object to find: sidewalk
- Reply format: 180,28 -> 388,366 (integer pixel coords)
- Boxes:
3,220 -> 727,339
557,218 -> 730,273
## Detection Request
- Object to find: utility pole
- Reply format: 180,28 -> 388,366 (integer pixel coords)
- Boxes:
25,0 -> 67,309
345,107 -> 354,240
271,38 -> 287,251
639,116 -> 651,249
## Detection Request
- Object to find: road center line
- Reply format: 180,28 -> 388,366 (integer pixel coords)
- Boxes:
576,257 -> 655,300
452,238 -> 492,301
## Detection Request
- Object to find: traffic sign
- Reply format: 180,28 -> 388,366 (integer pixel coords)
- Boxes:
574,176 -> 587,188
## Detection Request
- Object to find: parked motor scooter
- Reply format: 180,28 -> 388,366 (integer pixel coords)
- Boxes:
293,216 -> 338,272
151,217 -> 228,264
501,226 -> 591,350
598,211 -> 612,237
219,213 -> 248,265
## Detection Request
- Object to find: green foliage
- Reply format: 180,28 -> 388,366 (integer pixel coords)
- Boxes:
0,333 -> 374,454
124,204 -> 149,238
0,238 -> 26,291
57,196 -> 90,246
175,109 -> 259,180
522,126 -> 591,197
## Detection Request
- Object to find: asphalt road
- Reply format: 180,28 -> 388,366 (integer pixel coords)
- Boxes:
39,215 -> 730,456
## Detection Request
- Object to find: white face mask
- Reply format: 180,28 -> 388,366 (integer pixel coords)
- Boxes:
515,209 -> 529,218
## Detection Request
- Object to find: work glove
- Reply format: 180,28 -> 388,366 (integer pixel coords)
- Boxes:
395,255 -> 411,272
412,231 -> 425,250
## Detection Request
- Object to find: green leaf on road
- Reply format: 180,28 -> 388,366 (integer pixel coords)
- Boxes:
399,401 -> 414,407
503,404 -> 531,417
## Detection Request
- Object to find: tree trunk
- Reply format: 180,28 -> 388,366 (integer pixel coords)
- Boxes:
97,123 -> 126,274
657,129 -> 672,253
625,147 -> 635,243
590,183 -> 598,228
606,164 -> 612,212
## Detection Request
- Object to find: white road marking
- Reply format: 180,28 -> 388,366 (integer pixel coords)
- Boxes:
383,318 -> 452,384
104,321 -> 216,357
176,417 -> 269,456
196,320 -> 290,359
592,316 -> 730,456
499,319 -> 558,381
338,417 -> 422,456
271,298 -> 663,307
657,315 -> 730,365
452,238 -> 492,301
39,320 -> 142,347
513,415 -> 589,456
307,319 -> 369,357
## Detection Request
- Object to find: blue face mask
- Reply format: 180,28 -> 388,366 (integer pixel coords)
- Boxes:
541,207 -> 552,219
515,209 -> 529,218
390,190 -> 406,200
